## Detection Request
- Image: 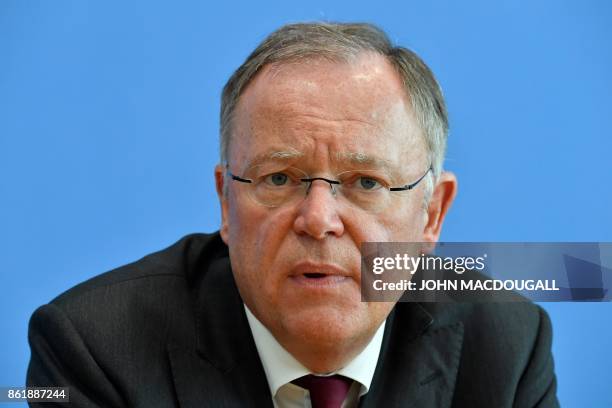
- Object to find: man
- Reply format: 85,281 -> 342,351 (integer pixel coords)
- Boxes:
27,22 -> 559,407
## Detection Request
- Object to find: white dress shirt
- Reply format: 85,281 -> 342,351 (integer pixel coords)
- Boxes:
244,305 -> 386,408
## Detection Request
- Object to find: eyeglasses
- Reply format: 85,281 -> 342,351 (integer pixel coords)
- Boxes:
227,164 -> 432,213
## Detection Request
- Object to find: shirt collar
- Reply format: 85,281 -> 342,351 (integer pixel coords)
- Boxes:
244,304 -> 386,398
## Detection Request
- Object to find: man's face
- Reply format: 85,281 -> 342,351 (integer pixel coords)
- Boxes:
216,53 -> 453,367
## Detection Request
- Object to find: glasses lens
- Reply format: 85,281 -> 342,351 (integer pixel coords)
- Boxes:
336,170 -> 391,213
245,165 -> 308,207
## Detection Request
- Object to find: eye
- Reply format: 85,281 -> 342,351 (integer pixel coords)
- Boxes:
358,177 -> 381,190
339,171 -> 389,192
264,172 -> 289,186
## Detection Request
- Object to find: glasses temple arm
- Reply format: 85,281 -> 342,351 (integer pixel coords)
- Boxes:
227,170 -> 252,184
389,166 -> 432,192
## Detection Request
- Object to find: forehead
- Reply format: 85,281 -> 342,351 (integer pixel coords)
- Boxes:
230,53 -> 427,172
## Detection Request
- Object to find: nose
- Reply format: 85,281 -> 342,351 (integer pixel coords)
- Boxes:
292,179 -> 345,240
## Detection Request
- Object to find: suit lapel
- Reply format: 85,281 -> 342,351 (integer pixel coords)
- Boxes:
360,303 -> 464,408
167,256 -> 274,408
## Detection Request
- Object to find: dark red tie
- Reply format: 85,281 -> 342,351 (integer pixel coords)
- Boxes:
292,374 -> 353,408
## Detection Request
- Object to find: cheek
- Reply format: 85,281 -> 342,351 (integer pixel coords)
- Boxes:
226,195 -> 295,267
226,200 -> 300,314
373,203 -> 426,242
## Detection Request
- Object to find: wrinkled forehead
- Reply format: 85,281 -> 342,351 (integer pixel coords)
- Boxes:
230,54 -> 428,173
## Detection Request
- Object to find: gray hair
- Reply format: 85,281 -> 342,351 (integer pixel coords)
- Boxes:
220,22 -> 449,202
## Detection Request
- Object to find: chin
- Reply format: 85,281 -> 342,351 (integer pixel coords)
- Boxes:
282,304 -> 371,346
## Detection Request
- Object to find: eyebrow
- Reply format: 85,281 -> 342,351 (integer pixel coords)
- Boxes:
335,151 -> 391,167
335,151 -> 399,175
246,149 -> 305,167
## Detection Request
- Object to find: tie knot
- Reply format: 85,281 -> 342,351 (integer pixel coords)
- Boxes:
292,374 -> 353,408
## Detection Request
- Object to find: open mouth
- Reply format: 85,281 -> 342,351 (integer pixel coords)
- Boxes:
303,272 -> 328,279
290,262 -> 352,287
294,271 -> 349,287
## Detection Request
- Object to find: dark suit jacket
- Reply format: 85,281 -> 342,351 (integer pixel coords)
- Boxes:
27,233 -> 559,407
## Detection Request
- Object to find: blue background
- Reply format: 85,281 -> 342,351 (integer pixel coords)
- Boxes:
1,1 -> 611,406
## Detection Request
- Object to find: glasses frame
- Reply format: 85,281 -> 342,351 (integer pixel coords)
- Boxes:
228,165 -> 432,192
227,164 -> 433,211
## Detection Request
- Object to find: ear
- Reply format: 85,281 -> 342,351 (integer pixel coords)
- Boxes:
422,171 -> 457,243
215,164 -> 230,245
